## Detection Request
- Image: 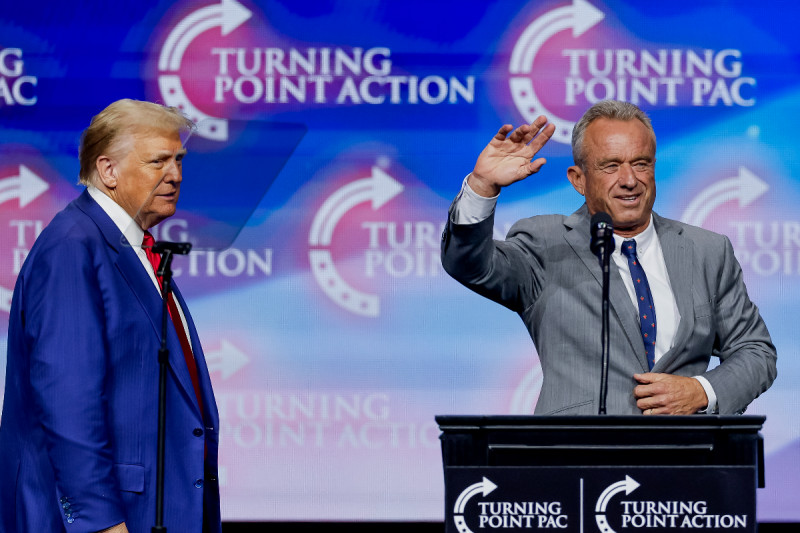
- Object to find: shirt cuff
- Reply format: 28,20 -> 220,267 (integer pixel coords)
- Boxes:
451,174 -> 498,225
693,375 -> 718,414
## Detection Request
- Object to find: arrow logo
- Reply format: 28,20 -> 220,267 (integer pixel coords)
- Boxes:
308,167 -> 404,318
680,167 -> 768,227
0,165 -> 49,207
453,477 -> 498,533
509,0 -> 605,143
157,0 -> 253,141
205,339 -> 250,379
158,0 -> 252,72
309,167 -> 403,247
0,164 -> 49,312
595,475 -> 640,533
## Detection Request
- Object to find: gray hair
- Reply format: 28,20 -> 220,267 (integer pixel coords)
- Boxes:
78,99 -> 195,186
571,100 -> 655,168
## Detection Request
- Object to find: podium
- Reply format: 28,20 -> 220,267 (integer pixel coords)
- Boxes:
437,415 -> 765,533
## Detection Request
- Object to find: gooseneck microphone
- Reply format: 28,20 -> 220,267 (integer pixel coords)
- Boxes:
590,211 -> 613,415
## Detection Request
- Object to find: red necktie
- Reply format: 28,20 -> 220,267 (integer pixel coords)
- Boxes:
142,231 -> 204,413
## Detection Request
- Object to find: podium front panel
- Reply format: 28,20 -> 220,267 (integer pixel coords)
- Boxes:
437,415 -> 764,533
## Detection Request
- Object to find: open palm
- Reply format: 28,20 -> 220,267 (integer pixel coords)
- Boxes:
470,115 -> 556,197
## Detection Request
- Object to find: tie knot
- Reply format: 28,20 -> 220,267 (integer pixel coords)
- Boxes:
142,231 -> 155,248
142,231 -> 161,282
621,239 -> 638,258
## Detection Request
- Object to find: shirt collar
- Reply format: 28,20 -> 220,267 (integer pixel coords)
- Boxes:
613,214 -> 656,255
87,186 -> 145,248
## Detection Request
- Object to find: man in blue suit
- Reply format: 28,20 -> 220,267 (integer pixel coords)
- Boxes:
0,99 -> 221,532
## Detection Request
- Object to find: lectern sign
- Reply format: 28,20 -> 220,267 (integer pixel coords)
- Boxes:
446,467 -> 754,532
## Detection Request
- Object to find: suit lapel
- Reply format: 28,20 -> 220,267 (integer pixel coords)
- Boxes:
173,282 -> 218,424
74,191 -> 202,414
564,205 -> 646,367
651,214 -> 695,371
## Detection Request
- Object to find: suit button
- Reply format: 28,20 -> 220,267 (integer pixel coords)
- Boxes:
194,479 -> 204,488
63,502 -> 71,509
67,516 -> 75,524
193,428 -> 203,437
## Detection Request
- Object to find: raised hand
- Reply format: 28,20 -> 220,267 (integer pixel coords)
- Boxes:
469,115 -> 556,198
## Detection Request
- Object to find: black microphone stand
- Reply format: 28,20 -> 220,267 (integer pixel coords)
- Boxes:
590,214 -> 614,415
598,236 -> 612,415
152,241 -> 192,533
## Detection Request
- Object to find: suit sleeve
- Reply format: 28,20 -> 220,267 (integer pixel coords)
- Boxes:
22,234 -> 126,532
702,235 -> 777,414
441,202 -> 546,313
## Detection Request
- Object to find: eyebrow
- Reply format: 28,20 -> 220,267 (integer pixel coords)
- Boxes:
596,154 -> 653,166
150,148 -> 187,159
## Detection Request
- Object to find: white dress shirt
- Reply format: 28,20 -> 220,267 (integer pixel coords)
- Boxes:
451,176 -> 717,412
87,186 -> 193,345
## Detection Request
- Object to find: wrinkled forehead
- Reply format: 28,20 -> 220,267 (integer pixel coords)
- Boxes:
583,118 -> 656,159
115,125 -> 187,158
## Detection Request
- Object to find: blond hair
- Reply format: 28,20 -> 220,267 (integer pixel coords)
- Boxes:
78,99 -> 195,186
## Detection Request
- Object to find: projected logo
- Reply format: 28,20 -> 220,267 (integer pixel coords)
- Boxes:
153,0 -> 475,141
0,47 -> 38,106
679,167 -> 768,228
308,166 -> 404,317
0,163 -> 50,311
205,339 -> 249,380
157,0 -> 253,141
678,166 -> 800,281
507,0 -> 758,143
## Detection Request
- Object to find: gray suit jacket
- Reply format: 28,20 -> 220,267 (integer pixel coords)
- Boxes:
441,203 -> 777,415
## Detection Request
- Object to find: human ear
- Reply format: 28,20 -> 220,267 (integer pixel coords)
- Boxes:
96,155 -> 117,189
567,165 -> 585,196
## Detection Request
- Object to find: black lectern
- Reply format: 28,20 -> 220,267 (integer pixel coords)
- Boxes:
437,415 -> 764,533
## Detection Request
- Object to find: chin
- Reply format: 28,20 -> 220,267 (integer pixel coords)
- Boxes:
146,211 -> 176,229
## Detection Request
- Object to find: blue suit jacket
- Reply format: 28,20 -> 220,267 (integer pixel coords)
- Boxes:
0,190 -> 221,532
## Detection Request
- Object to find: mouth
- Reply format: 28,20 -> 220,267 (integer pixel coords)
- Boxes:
155,190 -> 179,201
615,193 -> 641,206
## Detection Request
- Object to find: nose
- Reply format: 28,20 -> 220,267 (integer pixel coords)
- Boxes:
163,159 -> 182,183
617,163 -> 636,189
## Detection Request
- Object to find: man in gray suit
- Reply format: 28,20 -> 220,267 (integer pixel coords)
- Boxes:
441,100 -> 776,416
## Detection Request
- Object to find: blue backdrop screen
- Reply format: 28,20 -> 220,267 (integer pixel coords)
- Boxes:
1,0 -> 798,522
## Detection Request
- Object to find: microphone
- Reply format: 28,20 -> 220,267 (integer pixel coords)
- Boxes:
152,241 -> 192,280
589,211 -> 613,258
152,241 -> 192,255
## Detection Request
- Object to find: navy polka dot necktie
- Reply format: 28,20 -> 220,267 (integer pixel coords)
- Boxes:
621,239 -> 657,370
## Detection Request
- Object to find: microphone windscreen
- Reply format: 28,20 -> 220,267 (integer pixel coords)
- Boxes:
590,211 -> 612,229
589,211 -> 613,257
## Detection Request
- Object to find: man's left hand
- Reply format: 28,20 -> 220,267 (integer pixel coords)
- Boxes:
633,373 -> 709,415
